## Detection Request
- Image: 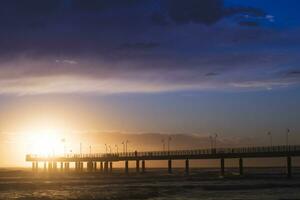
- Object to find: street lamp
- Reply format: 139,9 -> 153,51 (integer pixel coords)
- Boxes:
109,145 -> 112,154
115,144 -> 119,154
122,141 -> 125,153
125,140 -> 129,153
105,144 -> 108,154
61,138 -> 66,156
209,136 -> 213,149
214,134 -> 218,149
161,139 -> 165,151
286,128 -> 290,146
80,143 -> 82,155
267,132 -> 272,146
167,136 -> 172,152
89,145 -> 92,154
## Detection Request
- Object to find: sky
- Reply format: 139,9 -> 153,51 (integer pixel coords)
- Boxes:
0,0 -> 300,166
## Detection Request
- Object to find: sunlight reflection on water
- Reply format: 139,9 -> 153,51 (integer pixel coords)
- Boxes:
0,169 -> 300,200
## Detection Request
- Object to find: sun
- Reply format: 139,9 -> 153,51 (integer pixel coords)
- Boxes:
26,128 -> 65,156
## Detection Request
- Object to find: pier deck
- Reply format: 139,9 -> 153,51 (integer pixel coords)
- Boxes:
26,145 -> 300,177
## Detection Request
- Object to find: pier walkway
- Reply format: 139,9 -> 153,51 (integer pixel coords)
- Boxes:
26,145 -> 300,177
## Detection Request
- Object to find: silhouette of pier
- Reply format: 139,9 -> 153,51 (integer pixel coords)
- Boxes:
26,145 -> 300,178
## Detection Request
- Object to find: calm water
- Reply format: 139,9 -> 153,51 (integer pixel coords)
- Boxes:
0,168 -> 300,200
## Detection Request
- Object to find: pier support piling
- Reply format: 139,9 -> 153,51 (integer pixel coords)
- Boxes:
93,162 -> 97,172
220,158 -> 225,177
287,156 -> 292,178
185,159 -> 189,175
32,162 -> 36,172
53,162 -> 57,171
239,158 -> 243,176
60,162 -> 64,172
88,161 -> 92,172
136,160 -> 140,173
64,162 -> 69,172
110,162 -> 113,173
142,160 -> 145,173
80,162 -> 84,172
168,159 -> 172,174
75,162 -> 78,172
100,162 -> 103,172
48,162 -> 52,172
104,161 -> 108,173
125,160 -> 129,174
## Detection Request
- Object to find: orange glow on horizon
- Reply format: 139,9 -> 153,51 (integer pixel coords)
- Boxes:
25,129 -> 64,156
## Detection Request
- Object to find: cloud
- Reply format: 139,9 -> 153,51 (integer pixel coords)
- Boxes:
71,0 -> 141,11
287,71 -> 300,76
55,60 -> 78,65
70,131 -> 260,151
265,15 -> 275,22
239,21 -> 260,27
0,0 -> 266,31
119,42 -> 160,50
3,0 -> 61,16
0,0 -> 299,95
152,0 -> 265,26
230,80 -> 297,90
205,72 -> 219,77
0,50 -> 299,95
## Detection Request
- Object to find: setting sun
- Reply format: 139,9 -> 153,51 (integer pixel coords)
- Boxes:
25,128 -> 65,156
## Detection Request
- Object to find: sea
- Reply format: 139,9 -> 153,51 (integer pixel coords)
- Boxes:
0,168 -> 300,200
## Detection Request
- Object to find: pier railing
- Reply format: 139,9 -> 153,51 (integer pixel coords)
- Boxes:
26,145 -> 300,161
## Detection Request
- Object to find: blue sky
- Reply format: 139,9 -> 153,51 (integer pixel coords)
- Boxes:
0,0 -> 299,142
0,0 -> 299,94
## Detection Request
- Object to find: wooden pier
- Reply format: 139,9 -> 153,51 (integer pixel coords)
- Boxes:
26,145 -> 300,178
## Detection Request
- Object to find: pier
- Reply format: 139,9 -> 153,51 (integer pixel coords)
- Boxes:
26,145 -> 300,178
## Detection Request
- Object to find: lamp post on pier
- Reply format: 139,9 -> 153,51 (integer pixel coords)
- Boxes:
267,132 -> 273,146
214,134 -> 218,149
115,145 -> 119,154
80,143 -> 82,155
125,140 -> 129,154
167,136 -> 172,153
209,136 -> 213,149
161,139 -> 165,151
61,138 -> 66,156
286,128 -> 290,146
122,142 -> 125,153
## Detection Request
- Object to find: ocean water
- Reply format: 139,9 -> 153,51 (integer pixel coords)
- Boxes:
0,168 -> 300,200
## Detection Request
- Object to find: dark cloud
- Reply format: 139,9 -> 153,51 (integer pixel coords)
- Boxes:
0,0 -> 265,31
224,6 -> 265,18
71,0 -> 141,12
1,0 -> 61,16
0,0 -> 298,94
119,42 -> 160,50
287,71 -> 300,76
0,0 -> 140,16
82,132 -> 246,151
205,72 -> 219,77
239,21 -> 260,27
151,12 -> 169,26
166,0 -> 225,25
152,0 -> 265,26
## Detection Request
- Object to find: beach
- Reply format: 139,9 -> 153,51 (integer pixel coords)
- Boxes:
0,168 -> 300,200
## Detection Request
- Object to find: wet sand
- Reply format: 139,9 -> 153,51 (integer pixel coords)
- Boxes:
0,168 -> 300,200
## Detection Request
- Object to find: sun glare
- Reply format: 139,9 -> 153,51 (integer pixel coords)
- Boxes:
26,128 -> 65,156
